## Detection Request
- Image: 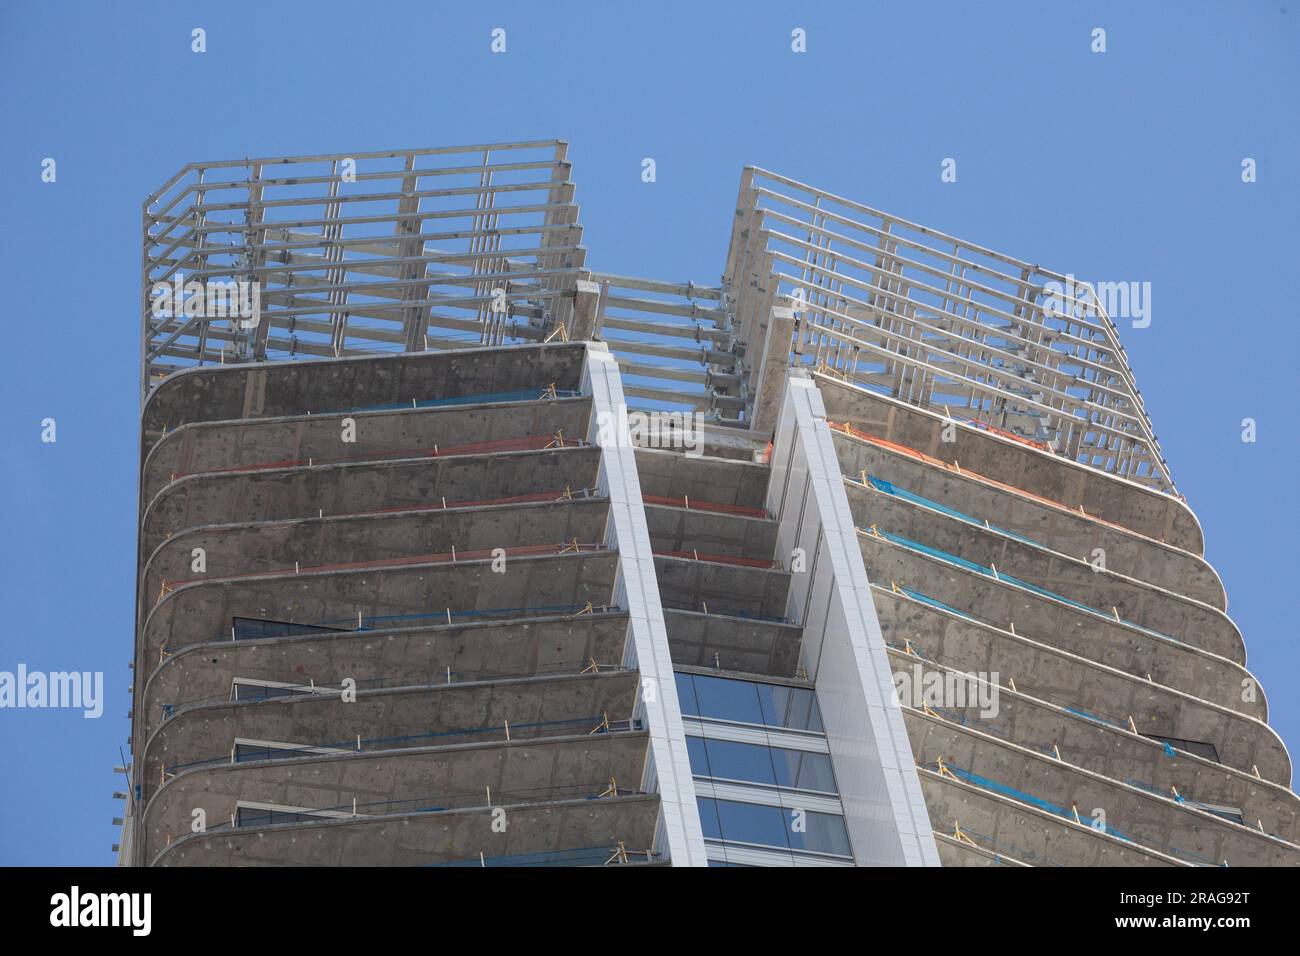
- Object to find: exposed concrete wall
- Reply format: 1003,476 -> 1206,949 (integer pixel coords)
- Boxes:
663,609 -> 803,679
141,613 -> 630,741
871,572 -> 1261,721
644,505 -> 778,559
750,305 -> 797,434
907,712 -> 1300,865
815,374 -> 1204,554
918,771 -> 1184,866
142,343 -> 591,456
888,649 -> 1295,830
155,794 -> 661,866
859,531 -> 1250,673
143,670 -> 640,798
142,447 -> 602,555
143,499 -> 610,613
142,553 -> 620,666
935,833 -> 1028,866
143,398 -> 593,506
877,603 -> 1290,787
830,431 -> 1225,609
653,555 -> 790,619
767,373 -> 940,867
634,447 -> 770,512
145,732 -> 650,864
846,481 -> 1243,661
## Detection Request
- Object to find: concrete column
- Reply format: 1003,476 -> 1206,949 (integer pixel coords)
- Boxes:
766,371 -> 940,866
750,305 -> 796,434
570,277 -> 603,342
582,342 -> 710,866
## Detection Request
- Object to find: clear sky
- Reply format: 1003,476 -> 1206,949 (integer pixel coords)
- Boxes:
1,0 -> 1296,865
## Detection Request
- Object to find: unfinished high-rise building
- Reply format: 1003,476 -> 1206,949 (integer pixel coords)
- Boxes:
121,141 -> 1298,867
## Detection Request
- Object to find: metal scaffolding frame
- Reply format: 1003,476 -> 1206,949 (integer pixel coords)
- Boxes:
584,273 -> 728,414
140,142 -> 1174,491
142,141 -> 583,399
721,167 -> 1174,492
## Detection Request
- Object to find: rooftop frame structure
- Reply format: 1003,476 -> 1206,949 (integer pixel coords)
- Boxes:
142,141 -> 583,398
723,167 -> 1175,491
143,144 -> 1175,492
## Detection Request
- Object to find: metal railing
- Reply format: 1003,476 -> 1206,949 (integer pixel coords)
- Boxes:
143,141 -> 583,397
724,167 -> 1173,490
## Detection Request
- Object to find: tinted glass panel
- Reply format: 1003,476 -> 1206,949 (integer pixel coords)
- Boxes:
788,809 -> 853,857
232,617 -> 348,640
234,743 -> 313,763
770,749 -> 837,793
233,683 -> 312,702
702,738 -> 777,787
691,674 -> 764,724
688,736 -> 837,794
696,797 -> 723,840
756,684 -> 823,732
685,735 -> 710,776
236,807 -> 321,828
712,799 -> 790,849
675,672 -> 700,717
699,798 -> 852,858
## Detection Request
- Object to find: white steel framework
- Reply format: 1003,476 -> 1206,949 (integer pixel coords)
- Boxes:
142,141 -> 583,397
722,167 -> 1175,492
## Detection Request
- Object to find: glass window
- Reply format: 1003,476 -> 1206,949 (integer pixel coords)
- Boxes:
676,672 -> 824,731
770,748 -> 837,793
696,796 -> 723,840
685,735 -> 710,776
675,672 -> 700,717
756,683 -> 824,732
712,799 -> 790,849
690,737 -> 837,793
691,674 -> 764,724
233,742 -> 315,763
698,798 -> 852,858
231,617 -> 348,640
232,682 -> 313,702
236,806 -> 321,828
788,809 -> 853,857
703,738 -> 777,787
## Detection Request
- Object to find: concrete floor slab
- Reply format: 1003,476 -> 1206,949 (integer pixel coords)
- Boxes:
142,343 -> 591,457
154,793 -> 661,867
141,552 -> 620,667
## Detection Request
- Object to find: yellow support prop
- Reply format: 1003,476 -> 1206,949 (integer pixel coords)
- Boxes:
952,821 -> 977,847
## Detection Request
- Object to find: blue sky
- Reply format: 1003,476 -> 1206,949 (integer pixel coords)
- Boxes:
0,1 -> 1296,865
